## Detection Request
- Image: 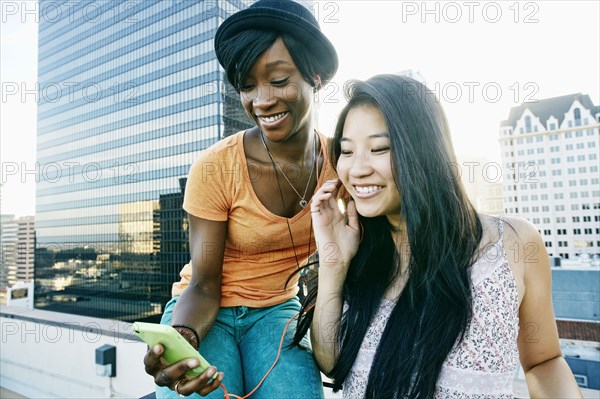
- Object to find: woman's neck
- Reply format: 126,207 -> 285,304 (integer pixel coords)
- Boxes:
258,125 -> 317,164
390,219 -> 410,271
388,216 -> 408,245
386,224 -> 411,302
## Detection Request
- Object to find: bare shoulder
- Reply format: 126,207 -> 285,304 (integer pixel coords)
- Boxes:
477,213 -> 504,244
499,215 -> 541,239
476,214 -> 546,257
499,215 -> 546,257
477,214 -> 540,244
497,215 -> 550,282
477,214 -> 547,304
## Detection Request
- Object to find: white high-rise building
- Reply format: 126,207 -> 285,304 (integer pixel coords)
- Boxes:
1,215 -> 35,305
14,216 -> 35,285
499,93 -> 600,260
1,215 -> 18,287
1,215 -> 35,285
1,214 -> 17,305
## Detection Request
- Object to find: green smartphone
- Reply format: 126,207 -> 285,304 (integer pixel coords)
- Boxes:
133,322 -> 213,378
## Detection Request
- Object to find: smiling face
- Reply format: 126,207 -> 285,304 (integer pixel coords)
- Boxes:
337,104 -> 402,224
240,37 -> 314,143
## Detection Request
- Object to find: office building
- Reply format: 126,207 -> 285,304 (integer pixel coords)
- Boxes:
13,216 -> 35,285
499,94 -> 600,260
1,215 -> 17,305
35,0 -> 253,321
1,215 -> 35,305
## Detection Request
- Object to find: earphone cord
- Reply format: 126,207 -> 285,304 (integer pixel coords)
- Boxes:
219,304 -> 316,399
217,133 -> 322,398
266,130 -> 321,289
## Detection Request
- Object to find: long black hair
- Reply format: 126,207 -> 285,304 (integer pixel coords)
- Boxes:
293,74 -> 483,398
217,29 -> 331,91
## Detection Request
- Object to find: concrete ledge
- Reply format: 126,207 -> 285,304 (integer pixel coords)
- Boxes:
1,306 -> 153,398
0,305 -> 142,342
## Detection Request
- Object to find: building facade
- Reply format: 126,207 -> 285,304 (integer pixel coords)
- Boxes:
13,216 -> 35,285
477,182 -> 504,216
499,94 -> 600,260
0,215 -> 17,305
457,156 -> 505,216
35,0 -> 253,321
1,215 -> 35,305
552,268 -> 600,390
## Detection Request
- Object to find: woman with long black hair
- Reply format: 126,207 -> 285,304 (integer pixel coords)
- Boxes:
296,74 -> 582,398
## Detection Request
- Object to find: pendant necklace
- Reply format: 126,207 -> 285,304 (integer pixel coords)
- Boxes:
260,130 -> 320,297
259,130 -> 317,209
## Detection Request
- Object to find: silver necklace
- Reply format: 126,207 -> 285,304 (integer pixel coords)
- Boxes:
259,130 -> 317,209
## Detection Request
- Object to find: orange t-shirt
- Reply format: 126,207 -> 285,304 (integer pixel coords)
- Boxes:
172,130 -> 336,308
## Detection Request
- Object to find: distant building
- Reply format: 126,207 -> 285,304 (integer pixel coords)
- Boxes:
35,0 -> 254,321
551,267 -> 600,390
477,182 -> 504,216
561,338 -> 600,390
499,93 -> 600,388
457,156 -> 505,216
499,94 -> 600,260
398,69 -> 427,86
6,281 -> 34,309
552,268 -> 600,321
13,216 -> 35,285
157,177 -> 189,292
0,215 -> 35,305
0,214 -> 17,305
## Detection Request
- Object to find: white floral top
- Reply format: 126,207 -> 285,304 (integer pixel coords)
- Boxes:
343,219 -> 520,398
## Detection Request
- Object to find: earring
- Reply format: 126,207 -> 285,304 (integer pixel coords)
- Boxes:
313,75 -> 322,104
314,74 -> 322,90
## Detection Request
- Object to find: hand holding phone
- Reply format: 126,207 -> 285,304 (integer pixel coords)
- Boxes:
133,322 -> 213,378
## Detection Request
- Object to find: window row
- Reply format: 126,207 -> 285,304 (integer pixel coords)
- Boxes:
545,241 -> 600,248
527,216 -> 592,224
39,73 -> 221,136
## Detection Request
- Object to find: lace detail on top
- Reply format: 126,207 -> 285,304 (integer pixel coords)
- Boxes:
343,219 -> 520,399
343,299 -> 396,399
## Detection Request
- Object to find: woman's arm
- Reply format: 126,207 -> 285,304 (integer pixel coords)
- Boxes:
311,259 -> 348,375
309,179 -> 359,375
506,217 -> 582,398
171,214 -> 227,341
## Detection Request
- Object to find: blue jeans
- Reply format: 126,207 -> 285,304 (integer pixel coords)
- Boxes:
156,297 -> 324,399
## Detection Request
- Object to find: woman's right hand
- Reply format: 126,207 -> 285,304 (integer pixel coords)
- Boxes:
144,344 -> 224,397
310,179 -> 360,270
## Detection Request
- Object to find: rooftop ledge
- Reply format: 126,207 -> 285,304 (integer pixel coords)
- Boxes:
1,305 -> 599,398
0,304 -> 142,342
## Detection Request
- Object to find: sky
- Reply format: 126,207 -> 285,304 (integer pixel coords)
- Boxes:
1,0 -> 599,217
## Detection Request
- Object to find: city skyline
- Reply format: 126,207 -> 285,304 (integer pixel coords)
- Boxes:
1,0 -> 600,217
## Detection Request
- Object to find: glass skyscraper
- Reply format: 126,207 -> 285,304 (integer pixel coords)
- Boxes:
35,0 -> 253,321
